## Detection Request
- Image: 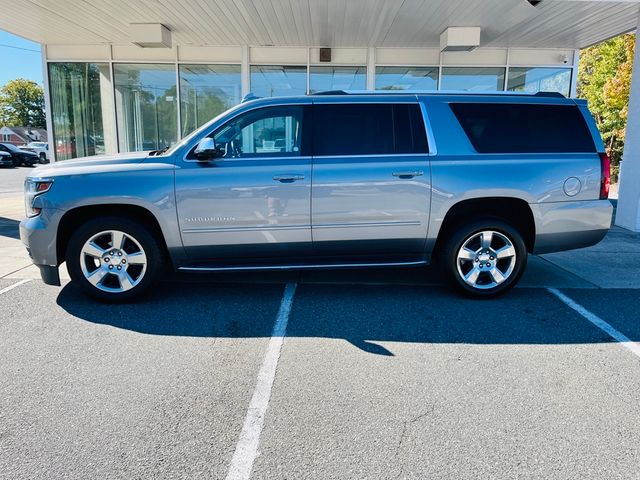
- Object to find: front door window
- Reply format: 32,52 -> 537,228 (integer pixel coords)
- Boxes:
211,106 -> 303,159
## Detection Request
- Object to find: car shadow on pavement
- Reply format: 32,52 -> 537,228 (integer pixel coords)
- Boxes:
55,277 -> 619,355
0,217 -> 20,239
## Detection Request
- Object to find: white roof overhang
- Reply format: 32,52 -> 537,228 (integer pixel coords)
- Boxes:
0,0 -> 638,49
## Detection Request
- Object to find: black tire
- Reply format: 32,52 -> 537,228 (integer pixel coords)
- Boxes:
39,153 -> 47,164
66,216 -> 164,302
440,219 -> 527,298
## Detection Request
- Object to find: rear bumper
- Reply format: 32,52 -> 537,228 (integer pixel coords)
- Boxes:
531,199 -> 613,254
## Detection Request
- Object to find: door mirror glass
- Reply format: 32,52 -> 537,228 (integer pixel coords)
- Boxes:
194,137 -> 221,160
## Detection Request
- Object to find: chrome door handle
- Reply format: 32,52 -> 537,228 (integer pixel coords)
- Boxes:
273,174 -> 305,182
392,171 -> 423,178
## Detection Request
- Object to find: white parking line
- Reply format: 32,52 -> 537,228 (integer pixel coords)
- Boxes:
0,279 -> 31,295
548,287 -> 640,359
226,282 -> 297,480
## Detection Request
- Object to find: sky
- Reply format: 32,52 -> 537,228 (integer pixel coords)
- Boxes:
0,30 -> 42,87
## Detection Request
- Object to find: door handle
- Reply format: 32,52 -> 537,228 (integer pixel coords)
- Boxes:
273,174 -> 305,182
392,171 -> 423,178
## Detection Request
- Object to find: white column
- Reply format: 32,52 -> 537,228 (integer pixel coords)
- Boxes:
366,47 -> 375,90
41,45 -> 56,162
570,49 -> 580,98
99,64 -> 117,155
241,45 -> 250,97
615,18 -> 640,231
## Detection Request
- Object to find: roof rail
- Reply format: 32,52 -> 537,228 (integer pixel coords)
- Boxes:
312,90 -> 348,95
534,91 -> 565,98
311,89 -> 565,98
241,93 -> 260,102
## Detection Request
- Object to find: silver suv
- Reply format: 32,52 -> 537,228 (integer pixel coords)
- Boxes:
20,91 -> 613,301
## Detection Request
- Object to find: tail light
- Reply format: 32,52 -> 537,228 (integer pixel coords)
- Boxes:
599,152 -> 611,200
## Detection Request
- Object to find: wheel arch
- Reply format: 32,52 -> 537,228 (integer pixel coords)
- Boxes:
56,204 -> 173,268
432,197 -> 536,256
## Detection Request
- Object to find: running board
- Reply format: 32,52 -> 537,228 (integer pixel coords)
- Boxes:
177,259 -> 428,273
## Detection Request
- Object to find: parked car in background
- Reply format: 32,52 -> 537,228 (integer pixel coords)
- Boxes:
0,143 -> 38,167
21,142 -> 50,164
0,151 -> 13,167
20,91 -> 613,302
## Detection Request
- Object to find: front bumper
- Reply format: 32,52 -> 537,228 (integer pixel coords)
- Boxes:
531,199 -> 614,254
19,208 -> 64,286
36,264 -> 61,286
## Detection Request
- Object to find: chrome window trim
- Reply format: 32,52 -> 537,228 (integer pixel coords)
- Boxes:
312,153 -> 428,159
182,155 -> 312,164
180,99 -> 434,163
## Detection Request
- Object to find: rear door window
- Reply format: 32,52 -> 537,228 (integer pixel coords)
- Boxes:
312,103 -> 428,156
449,103 -> 596,153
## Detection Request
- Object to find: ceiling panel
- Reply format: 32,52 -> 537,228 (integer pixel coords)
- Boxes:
0,0 -> 637,48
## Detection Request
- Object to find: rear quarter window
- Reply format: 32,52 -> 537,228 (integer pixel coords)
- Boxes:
449,103 -> 596,154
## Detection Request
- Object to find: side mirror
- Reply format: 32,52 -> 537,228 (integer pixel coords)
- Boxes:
194,137 -> 221,161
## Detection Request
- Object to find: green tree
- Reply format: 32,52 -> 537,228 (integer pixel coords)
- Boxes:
0,78 -> 46,128
578,34 -> 635,181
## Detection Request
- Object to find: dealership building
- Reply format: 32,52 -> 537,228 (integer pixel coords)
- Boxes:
2,0 -> 640,230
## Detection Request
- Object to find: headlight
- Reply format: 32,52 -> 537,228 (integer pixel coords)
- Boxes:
24,178 -> 53,217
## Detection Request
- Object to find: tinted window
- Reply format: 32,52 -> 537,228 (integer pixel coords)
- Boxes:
393,104 -> 429,154
450,103 -> 595,153
312,104 -> 427,156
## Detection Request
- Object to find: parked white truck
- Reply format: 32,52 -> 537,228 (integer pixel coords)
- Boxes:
20,142 -> 50,164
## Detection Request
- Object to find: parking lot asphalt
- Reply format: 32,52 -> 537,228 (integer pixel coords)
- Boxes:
2,275 -> 640,479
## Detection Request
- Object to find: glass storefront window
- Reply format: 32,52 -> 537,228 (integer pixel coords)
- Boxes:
440,67 -> 506,91
48,63 -> 109,160
375,66 -> 439,91
309,66 -> 366,93
507,67 -> 572,97
179,64 -> 241,137
250,65 -> 307,97
114,64 -> 178,152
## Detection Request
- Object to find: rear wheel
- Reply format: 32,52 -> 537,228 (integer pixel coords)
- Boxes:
39,153 -> 47,164
440,219 -> 527,298
66,217 -> 164,302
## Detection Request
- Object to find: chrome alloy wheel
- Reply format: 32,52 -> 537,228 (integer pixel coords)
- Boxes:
455,230 -> 517,290
79,230 -> 147,293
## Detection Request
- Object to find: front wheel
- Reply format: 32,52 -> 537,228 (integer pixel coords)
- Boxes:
440,220 -> 527,298
66,217 -> 164,302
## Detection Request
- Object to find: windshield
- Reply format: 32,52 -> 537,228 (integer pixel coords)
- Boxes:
0,143 -> 20,152
160,102 -> 246,157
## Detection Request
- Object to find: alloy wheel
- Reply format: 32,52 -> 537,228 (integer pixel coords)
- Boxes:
79,230 -> 147,293
455,230 -> 517,290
